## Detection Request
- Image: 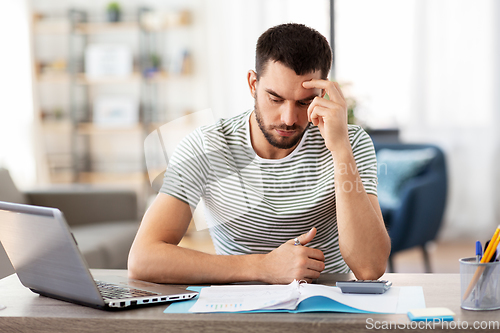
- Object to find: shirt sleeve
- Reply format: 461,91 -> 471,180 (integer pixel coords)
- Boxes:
349,126 -> 378,196
160,128 -> 209,209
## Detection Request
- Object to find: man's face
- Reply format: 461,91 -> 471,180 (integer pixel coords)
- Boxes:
250,61 -> 323,150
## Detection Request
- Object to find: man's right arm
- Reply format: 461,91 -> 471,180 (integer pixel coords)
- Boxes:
127,193 -> 325,284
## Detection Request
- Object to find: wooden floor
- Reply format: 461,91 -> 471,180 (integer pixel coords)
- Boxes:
390,241 -> 474,273
179,229 -> 475,274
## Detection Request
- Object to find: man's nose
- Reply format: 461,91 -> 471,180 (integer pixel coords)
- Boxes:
281,102 -> 298,126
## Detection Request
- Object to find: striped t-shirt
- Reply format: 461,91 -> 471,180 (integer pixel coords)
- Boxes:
161,109 -> 378,273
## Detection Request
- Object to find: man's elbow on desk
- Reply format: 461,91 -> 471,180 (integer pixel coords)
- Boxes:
127,247 -> 148,281
346,244 -> 391,280
352,264 -> 387,281
127,241 -> 165,283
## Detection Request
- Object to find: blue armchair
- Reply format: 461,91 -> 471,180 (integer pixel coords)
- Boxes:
373,143 -> 448,273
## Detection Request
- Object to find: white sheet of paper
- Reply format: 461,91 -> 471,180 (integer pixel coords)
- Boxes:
189,281 -> 301,313
188,281 -> 426,314
298,284 -> 400,313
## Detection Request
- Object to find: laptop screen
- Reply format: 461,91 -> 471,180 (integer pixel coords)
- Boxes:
0,202 -> 104,306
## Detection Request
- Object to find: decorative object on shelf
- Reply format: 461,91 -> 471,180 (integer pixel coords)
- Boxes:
143,53 -> 161,78
41,107 -> 66,121
181,50 -> 193,75
85,44 -> 132,78
150,53 -> 161,71
106,2 -> 121,22
139,10 -> 190,31
93,95 -> 139,127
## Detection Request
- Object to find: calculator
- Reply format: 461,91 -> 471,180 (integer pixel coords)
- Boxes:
336,280 -> 392,294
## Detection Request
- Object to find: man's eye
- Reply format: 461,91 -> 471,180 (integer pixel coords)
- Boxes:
298,100 -> 313,106
270,98 -> 283,103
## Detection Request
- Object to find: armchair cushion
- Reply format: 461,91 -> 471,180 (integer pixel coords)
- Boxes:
376,148 -> 436,209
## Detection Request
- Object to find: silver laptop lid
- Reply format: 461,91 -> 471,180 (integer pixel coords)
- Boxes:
0,201 -> 105,307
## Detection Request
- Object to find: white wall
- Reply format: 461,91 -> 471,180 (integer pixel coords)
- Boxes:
335,0 -> 500,240
203,0 -> 330,120
0,0 -> 37,188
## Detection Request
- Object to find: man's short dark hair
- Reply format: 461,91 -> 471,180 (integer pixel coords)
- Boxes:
255,23 -> 332,80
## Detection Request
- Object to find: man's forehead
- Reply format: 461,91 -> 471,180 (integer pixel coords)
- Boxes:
259,61 -> 321,80
258,62 -> 322,100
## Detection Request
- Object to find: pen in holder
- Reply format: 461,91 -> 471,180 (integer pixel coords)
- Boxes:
460,257 -> 500,310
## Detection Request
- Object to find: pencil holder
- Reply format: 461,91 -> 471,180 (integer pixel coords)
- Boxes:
460,257 -> 500,310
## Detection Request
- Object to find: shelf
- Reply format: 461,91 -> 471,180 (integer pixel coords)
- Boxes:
144,71 -> 192,83
77,123 -> 143,134
33,19 -> 70,35
74,21 -> 140,34
37,71 -> 190,85
73,18 -> 190,34
37,72 -> 70,84
77,171 -> 147,184
76,72 -> 142,85
40,121 -> 72,131
32,6 -> 195,193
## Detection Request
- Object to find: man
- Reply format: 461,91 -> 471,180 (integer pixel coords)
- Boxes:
128,23 -> 390,284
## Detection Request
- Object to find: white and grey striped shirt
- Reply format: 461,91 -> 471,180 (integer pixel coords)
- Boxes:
161,109 -> 378,273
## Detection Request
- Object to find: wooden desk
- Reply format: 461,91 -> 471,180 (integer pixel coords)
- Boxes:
0,270 -> 498,332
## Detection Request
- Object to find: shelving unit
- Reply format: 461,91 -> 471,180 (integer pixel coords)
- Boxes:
31,6 -> 194,198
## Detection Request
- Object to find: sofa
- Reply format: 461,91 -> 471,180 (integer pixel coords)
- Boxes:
0,168 -> 141,279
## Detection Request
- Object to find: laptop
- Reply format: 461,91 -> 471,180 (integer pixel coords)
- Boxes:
0,201 -> 198,310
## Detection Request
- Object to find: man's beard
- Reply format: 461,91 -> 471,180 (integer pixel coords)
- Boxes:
254,97 -> 308,150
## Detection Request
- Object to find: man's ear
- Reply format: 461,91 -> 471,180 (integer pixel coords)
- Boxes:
247,70 -> 257,98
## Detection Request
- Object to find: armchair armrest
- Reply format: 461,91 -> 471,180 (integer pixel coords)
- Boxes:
390,173 -> 446,251
25,186 -> 138,227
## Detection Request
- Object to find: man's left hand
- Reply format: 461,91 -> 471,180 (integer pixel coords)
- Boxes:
302,79 -> 349,153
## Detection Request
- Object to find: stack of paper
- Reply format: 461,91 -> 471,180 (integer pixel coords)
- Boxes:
190,280 -> 301,312
164,281 -> 426,314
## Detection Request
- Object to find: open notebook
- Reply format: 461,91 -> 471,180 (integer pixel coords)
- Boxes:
164,280 -> 426,314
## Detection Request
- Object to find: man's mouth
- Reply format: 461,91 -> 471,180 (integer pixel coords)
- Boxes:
275,129 -> 296,137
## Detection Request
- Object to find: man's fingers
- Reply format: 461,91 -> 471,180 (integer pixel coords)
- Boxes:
333,81 -> 345,100
306,248 -> 325,262
297,227 -> 316,246
307,257 -> 326,272
303,79 -> 344,102
309,105 -> 332,126
307,96 -> 345,123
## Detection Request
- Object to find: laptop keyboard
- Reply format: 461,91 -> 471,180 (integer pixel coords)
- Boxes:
95,280 -> 160,300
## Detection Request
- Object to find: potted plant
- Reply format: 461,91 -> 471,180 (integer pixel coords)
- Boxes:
107,2 -> 121,22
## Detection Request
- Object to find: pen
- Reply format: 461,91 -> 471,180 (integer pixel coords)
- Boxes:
477,238 -> 500,304
463,224 -> 500,301
476,241 -> 482,262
